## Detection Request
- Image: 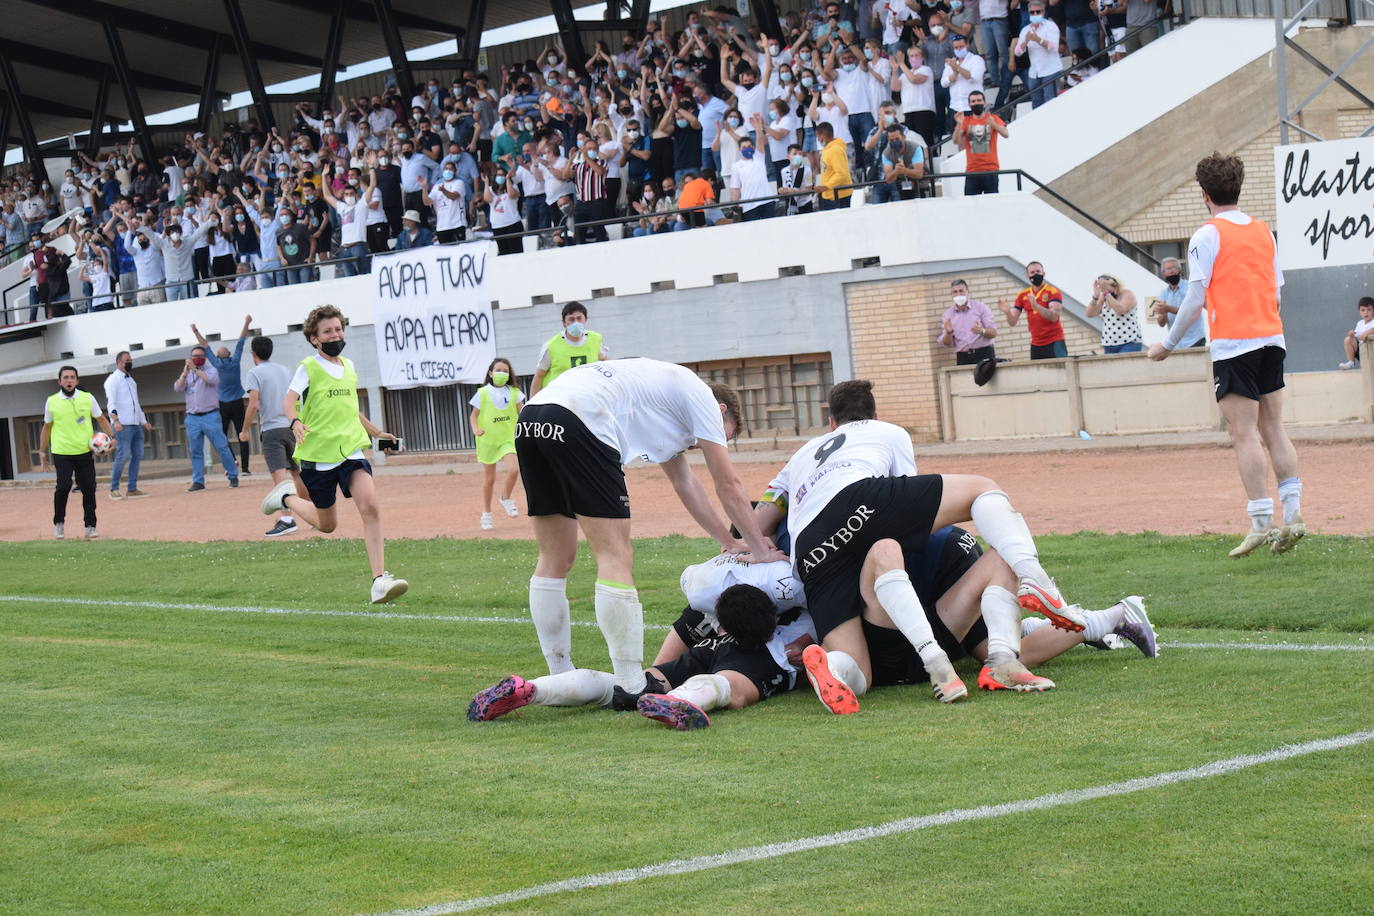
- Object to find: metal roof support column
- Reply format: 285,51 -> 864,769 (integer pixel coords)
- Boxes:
197,39 -> 222,134
88,73 -> 110,155
549,0 -> 589,72
751,0 -> 784,40
221,0 -> 277,132
0,52 -> 41,167
459,0 -> 488,66
372,0 -> 417,103
102,21 -> 155,162
319,1 -> 348,112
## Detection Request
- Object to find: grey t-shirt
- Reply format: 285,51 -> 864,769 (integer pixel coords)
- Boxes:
245,360 -> 294,430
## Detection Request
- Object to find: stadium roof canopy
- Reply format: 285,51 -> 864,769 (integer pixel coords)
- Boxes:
0,0 -> 680,165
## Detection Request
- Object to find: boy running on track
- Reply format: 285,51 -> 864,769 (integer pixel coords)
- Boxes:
1148,152 -> 1304,558
259,304 -> 408,604
755,379 -> 1082,708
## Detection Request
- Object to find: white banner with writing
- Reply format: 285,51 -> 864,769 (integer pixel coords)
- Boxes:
1273,136 -> 1374,270
372,241 -> 496,389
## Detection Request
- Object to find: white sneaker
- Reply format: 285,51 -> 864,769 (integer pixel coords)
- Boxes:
499,497 -> 519,518
260,480 -> 295,516
1338,360 -> 1357,370
54,523 -> 64,540
480,512 -> 494,530
370,572 -> 409,604
84,526 -> 99,539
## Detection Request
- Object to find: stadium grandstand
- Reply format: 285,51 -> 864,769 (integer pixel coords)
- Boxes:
0,0 -> 1371,479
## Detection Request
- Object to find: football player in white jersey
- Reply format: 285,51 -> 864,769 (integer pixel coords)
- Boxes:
511,358 -> 785,702
757,379 -> 1085,711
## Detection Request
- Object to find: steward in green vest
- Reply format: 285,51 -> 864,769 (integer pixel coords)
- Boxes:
40,365 -> 115,539
531,301 -> 607,395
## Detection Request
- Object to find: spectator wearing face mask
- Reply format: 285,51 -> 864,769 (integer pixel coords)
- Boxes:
174,345 -> 240,492
728,126 -> 775,221
826,45 -> 877,173
894,44 -> 937,152
427,160 -> 468,244
692,83 -> 729,174
19,234 -> 55,321
953,90 -> 1007,195
921,15 -> 956,125
630,183 -> 672,236
484,170 -> 524,255
715,107 -> 747,186
939,279 -> 999,365
133,212 -> 214,300
571,139 -> 611,244
274,210 -> 313,285
807,85 -> 853,159
1153,257 -> 1205,349
661,94 -> 704,185
118,217 -> 167,305
779,144 -> 816,215
395,210 -> 434,250
760,98 -> 800,184
871,121 -> 926,203
372,151 -> 404,235
1000,260 -> 1067,359
620,120 -> 653,204
940,34 -> 987,118
320,163 -> 378,276
1014,1 -> 1062,108
399,140 -> 439,225
815,121 -> 853,210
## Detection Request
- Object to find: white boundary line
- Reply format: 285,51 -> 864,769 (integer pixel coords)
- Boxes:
364,728 -> 1374,916
3,595 -> 1373,650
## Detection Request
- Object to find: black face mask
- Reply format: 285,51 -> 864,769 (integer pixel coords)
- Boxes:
320,339 -> 346,357
121,361 -> 133,374
1164,273 -> 1181,286
969,103 -> 986,116
1029,273 -> 1045,287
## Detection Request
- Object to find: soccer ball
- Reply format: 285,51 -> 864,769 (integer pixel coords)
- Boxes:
89,432 -> 113,454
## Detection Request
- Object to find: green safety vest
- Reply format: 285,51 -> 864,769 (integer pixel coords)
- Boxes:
292,357 -> 371,464
46,390 -> 97,456
474,385 -> 519,464
543,330 -> 603,387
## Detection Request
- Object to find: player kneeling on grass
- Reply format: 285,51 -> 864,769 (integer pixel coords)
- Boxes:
468,582 -> 813,730
799,525 -> 1159,715
260,304 -> 408,604
758,379 -> 1083,707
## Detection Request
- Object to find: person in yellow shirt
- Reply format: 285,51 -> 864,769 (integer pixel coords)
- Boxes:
40,365 -> 116,539
468,357 -> 525,531
815,122 -> 853,210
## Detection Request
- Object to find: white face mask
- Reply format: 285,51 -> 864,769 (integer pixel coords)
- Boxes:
952,294 -> 968,306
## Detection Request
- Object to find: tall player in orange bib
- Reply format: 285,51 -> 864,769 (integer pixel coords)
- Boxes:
1148,153 -> 1304,557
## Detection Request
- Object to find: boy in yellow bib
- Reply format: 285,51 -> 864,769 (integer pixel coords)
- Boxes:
530,301 -> 609,395
468,357 -> 524,530
259,305 -> 409,604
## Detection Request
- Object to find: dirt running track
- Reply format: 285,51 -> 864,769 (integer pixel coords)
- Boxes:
2,440 -> 1370,543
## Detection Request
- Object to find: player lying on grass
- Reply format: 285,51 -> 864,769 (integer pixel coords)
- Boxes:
798,524 -> 1158,715
467,573 -> 815,730
758,379 -> 1085,706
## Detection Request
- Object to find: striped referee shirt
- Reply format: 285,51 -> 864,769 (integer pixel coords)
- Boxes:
573,160 -> 605,201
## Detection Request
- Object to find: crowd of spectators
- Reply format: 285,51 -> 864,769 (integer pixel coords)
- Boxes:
2,1 -> 1170,323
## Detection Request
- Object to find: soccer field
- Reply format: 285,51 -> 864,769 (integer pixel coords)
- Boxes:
3,535 -> 1372,915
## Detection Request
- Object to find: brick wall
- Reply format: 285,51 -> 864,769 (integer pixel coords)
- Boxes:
845,268 -> 1100,440
1117,111 -> 1370,246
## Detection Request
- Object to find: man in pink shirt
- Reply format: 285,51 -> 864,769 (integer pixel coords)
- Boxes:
937,278 -> 998,365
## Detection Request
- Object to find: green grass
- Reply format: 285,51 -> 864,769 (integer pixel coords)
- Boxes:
2,534 -> 1372,914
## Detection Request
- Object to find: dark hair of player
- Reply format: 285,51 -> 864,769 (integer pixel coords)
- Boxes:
828,379 -> 876,425
714,584 -> 778,649
251,336 -> 274,360
1195,152 -> 1244,207
560,301 -> 587,321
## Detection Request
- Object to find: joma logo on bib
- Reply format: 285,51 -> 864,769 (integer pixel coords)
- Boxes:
517,421 -> 565,441
801,505 -> 876,573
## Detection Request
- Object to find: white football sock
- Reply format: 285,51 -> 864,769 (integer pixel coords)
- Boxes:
530,669 -> 616,707
1277,477 -> 1302,524
594,580 -> 646,690
529,576 -> 573,675
825,649 -> 869,696
281,514 -> 293,524
668,673 -> 732,712
874,569 -> 948,669
1246,498 -> 1274,532
1021,617 -> 1051,636
970,489 -> 1049,584
981,585 -> 1021,666
1081,603 -> 1128,642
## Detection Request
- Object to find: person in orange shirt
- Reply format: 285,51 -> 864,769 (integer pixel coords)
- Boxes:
999,260 -> 1067,359
1148,152 -> 1304,558
675,169 -> 716,229
815,122 -> 852,211
953,90 -> 1008,196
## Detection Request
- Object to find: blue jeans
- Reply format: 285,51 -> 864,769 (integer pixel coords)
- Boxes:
166,283 -> 190,301
867,182 -> 901,204
1103,341 -> 1143,354
981,18 -> 1011,98
847,112 -> 876,172
185,410 -> 239,485
110,424 -> 144,491
523,194 -> 549,232
1067,22 -> 1102,56
282,265 -> 312,285
337,242 -> 370,277
257,259 -> 281,289
700,148 -> 721,174
1028,71 -> 1059,108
